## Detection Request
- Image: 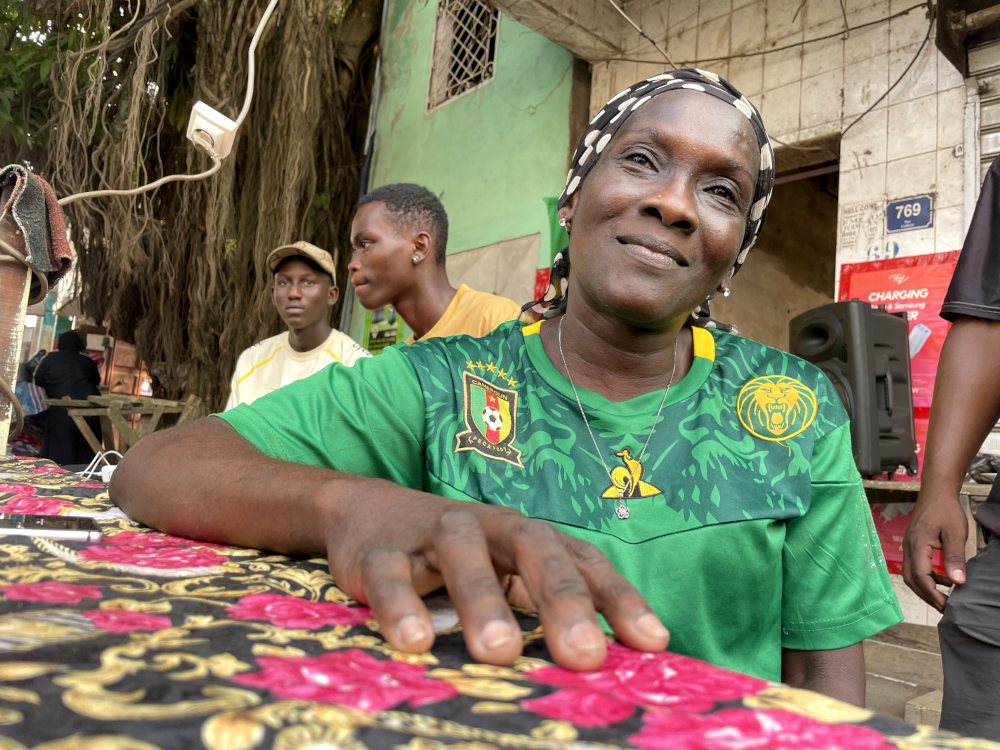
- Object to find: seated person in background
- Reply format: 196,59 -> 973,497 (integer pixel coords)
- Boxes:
112,70 -> 900,705
34,330 -> 101,465
349,183 -> 520,342
225,241 -> 369,409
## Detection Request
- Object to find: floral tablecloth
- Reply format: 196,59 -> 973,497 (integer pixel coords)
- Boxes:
0,455 -> 994,750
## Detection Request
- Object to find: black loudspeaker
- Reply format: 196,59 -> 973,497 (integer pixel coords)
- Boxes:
789,300 -> 918,477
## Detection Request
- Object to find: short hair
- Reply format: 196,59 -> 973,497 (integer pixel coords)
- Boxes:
358,183 -> 449,264
273,255 -> 334,284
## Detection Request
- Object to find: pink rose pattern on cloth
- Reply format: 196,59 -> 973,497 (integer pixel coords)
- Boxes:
0,484 -> 36,494
520,687 -> 636,727
79,544 -> 228,569
0,581 -> 102,604
232,649 -> 458,711
83,609 -> 173,633
0,495 -> 69,516
630,708 -> 896,750
106,531 -> 227,549
0,457 -> 929,746
225,593 -> 372,630
528,642 -> 769,714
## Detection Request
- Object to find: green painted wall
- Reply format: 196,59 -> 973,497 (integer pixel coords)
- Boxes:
370,0 -> 574,264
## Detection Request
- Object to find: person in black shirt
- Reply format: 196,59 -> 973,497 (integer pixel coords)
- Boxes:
903,155 -> 1000,740
33,331 -> 102,465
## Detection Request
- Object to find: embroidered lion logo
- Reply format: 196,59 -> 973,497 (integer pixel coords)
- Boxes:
736,375 -> 818,442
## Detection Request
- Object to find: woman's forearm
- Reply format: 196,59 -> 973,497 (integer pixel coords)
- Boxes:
109,416 -> 420,553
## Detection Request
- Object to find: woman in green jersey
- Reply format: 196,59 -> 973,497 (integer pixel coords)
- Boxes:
112,70 -> 901,704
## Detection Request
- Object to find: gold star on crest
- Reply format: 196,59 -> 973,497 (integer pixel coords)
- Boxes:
486,362 -> 497,373
476,361 -> 485,372
497,368 -> 507,379
466,360 -> 475,371
506,376 -> 518,387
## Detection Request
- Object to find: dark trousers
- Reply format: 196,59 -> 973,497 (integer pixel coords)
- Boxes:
939,537 -> 1000,740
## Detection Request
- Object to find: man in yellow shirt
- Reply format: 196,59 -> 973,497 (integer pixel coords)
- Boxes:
348,183 -> 520,343
225,241 -> 370,409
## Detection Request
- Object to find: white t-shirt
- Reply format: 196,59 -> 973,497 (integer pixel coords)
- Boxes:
225,328 -> 371,410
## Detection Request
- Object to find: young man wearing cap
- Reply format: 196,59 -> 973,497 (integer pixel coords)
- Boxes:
350,183 -> 520,343
225,241 -> 370,410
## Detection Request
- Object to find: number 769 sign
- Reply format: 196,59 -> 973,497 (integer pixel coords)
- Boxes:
886,193 -> 934,234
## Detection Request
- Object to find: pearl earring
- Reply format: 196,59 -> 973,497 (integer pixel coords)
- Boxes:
412,255 -> 419,263
559,217 -> 566,227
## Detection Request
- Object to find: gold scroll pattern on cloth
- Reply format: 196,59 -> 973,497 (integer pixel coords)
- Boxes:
0,456 -> 988,750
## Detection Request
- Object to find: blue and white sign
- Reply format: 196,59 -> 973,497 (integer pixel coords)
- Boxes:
886,194 -> 934,233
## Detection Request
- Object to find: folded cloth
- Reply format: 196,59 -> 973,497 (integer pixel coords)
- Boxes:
14,382 -> 47,416
0,164 -> 74,303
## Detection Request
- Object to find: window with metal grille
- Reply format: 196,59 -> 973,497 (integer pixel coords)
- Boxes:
427,0 -> 499,111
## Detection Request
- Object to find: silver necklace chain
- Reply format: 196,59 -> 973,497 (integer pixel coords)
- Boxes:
557,316 -> 680,520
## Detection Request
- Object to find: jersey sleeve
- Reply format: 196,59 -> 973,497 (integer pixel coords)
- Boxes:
941,155 -> 1000,322
217,346 -> 426,490
780,422 -> 903,650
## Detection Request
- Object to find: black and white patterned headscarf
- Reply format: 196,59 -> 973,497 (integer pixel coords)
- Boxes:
527,68 -> 775,331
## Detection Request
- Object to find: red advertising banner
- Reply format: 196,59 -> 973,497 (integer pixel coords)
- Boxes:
838,251 -> 960,481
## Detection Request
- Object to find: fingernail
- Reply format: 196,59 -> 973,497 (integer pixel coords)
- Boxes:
482,620 -> 517,650
952,570 -> 966,584
397,615 -> 429,647
565,621 -> 604,653
636,613 -> 669,640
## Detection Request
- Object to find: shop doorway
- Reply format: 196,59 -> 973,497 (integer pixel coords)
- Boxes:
711,162 -> 840,351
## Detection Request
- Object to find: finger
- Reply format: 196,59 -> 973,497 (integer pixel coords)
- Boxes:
360,548 -> 435,653
433,510 -> 522,665
930,571 -> 956,587
941,528 -> 968,586
565,537 -> 669,653
906,540 -> 949,612
503,522 -> 608,671
503,575 -> 537,611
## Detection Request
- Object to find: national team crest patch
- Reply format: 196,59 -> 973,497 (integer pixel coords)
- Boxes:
737,375 -> 817,442
455,371 -> 524,467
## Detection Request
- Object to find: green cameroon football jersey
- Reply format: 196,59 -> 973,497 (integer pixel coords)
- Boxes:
221,320 -> 902,680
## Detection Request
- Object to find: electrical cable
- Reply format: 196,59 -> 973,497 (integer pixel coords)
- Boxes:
768,14 -> 932,154
57,140 -> 221,206
837,0 -> 850,40
234,0 -> 282,130
56,0 -> 281,206
605,0 -> 677,70
597,2 -> 924,66
767,12 -> 932,158
841,9 -> 934,138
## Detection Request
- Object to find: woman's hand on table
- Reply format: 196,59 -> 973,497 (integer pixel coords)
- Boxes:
111,419 -> 668,672
321,491 -> 669,670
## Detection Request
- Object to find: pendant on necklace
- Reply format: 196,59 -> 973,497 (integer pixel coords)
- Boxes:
599,448 -> 664,521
